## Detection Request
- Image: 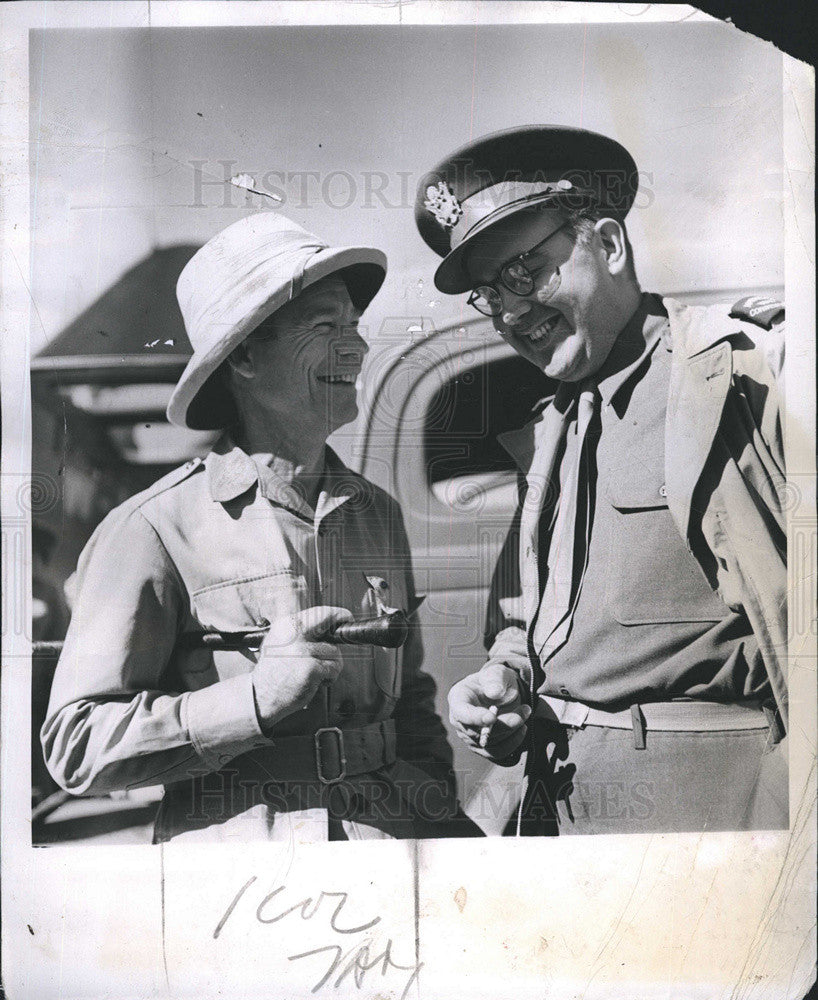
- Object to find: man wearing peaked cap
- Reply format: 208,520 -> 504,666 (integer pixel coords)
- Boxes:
43,211 -> 480,842
416,125 -> 639,296
417,125 -> 788,835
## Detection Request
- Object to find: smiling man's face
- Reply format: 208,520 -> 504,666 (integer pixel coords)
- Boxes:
243,276 -> 367,436
464,208 -> 626,382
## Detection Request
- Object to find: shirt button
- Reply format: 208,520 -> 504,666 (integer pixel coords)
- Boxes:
659,485 -> 668,498
559,687 -> 571,698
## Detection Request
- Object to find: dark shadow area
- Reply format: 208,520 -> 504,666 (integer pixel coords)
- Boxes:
425,354 -> 555,485
33,803 -> 161,845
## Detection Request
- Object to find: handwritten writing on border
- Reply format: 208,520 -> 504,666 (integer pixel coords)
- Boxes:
214,876 -> 422,999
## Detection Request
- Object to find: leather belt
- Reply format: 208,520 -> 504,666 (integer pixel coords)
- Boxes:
537,696 -> 771,733
253,718 -> 397,784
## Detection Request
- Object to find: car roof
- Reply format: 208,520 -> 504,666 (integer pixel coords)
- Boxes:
31,245 -> 198,385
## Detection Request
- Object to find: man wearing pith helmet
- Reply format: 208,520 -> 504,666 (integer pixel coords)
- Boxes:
43,211 -> 479,841
416,125 -> 787,834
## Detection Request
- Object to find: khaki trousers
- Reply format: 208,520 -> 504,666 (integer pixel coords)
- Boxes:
513,715 -> 787,836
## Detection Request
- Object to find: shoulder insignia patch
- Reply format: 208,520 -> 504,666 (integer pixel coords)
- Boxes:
729,295 -> 784,331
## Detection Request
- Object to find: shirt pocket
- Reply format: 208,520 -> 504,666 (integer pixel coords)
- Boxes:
604,479 -> 728,625
192,571 -> 307,631
186,572 -> 307,682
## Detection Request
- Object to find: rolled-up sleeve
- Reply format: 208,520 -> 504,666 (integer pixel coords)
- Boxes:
41,505 -> 265,796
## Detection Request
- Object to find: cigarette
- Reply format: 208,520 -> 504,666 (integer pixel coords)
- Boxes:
479,705 -> 499,749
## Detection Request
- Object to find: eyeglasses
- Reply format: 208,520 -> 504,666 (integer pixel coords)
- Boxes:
467,222 -> 570,317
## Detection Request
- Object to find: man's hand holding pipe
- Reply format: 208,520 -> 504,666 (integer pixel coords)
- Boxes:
252,606 -> 352,731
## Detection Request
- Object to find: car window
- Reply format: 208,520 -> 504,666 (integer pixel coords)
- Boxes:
425,354 -> 554,486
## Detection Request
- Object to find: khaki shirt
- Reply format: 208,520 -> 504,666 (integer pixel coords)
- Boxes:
42,439 -> 455,837
486,294 -> 786,726
539,296 -> 767,707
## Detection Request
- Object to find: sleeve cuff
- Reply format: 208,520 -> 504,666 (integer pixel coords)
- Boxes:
184,674 -> 267,761
485,627 -> 532,692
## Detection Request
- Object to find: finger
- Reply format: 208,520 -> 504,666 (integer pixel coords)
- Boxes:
478,662 -> 517,703
316,657 -> 343,681
454,725 -> 480,746
449,702 -> 498,729
300,605 -> 354,641
299,665 -> 341,708
494,704 -> 532,731
325,656 -> 344,676
307,642 -> 342,661
478,705 -> 499,748
263,611 -> 302,647
455,728 -> 480,746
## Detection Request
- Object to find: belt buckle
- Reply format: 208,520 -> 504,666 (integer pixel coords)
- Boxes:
314,727 -> 347,784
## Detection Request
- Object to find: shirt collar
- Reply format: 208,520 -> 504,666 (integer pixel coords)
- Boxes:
206,434 -> 354,521
206,434 -> 259,503
595,293 -> 669,408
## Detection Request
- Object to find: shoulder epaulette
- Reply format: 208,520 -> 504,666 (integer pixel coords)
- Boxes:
133,456 -> 205,507
729,295 -> 784,331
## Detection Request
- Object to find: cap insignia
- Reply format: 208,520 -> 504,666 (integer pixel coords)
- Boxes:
423,180 -> 463,230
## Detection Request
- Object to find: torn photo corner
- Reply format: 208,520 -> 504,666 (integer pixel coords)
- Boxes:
1,3 -> 815,1000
